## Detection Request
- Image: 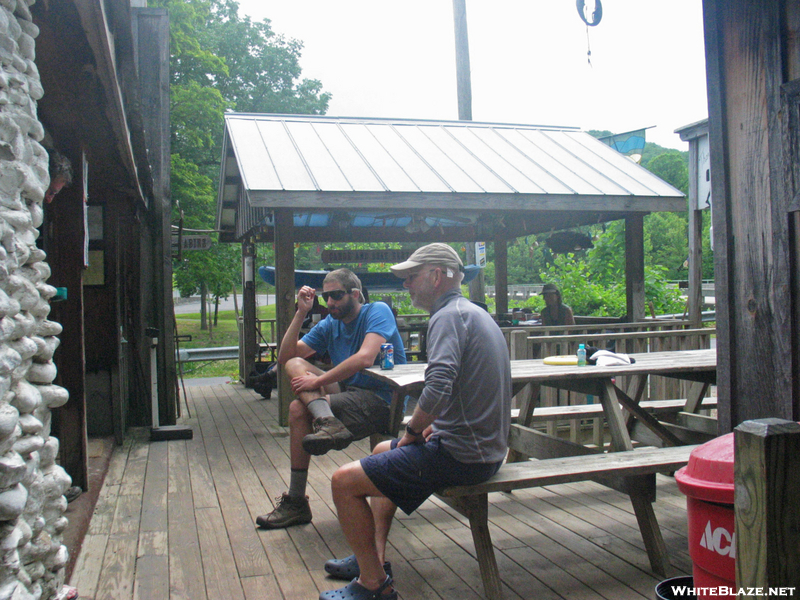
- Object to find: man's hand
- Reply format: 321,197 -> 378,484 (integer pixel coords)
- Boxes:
291,371 -> 323,394
297,286 -> 316,315
396,432 -> 420,448
396,424 -> 433,448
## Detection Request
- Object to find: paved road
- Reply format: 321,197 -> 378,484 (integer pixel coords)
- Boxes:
173,293 -> 275,315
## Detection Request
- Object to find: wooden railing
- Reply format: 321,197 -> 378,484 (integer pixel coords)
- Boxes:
501,319 -> 692,352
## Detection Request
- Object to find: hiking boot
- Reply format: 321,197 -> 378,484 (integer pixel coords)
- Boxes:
302,416 -> 354,455
256,493 -> 312,529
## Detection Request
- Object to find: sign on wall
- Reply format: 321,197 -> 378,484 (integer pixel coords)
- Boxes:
172,234 -> 212,255
475,241 -> 486,267
321,249 -> 410,264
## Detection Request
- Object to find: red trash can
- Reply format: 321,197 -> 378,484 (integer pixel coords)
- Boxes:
675,433 -> 736,600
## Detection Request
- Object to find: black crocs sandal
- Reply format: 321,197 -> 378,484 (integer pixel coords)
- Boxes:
324,554 -> 393,581
318,575 -> 397,600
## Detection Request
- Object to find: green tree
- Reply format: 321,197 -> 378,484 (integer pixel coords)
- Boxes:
153,0 -> 330,329
206,0 -> 331,115
646,151 -> 689,194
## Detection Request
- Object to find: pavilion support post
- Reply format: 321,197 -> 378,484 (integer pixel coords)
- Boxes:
734,418 -> 800,589
241,239 -> 257,387
688,206 -> 704,327
274,209 -> 295,426
625,215 -> 646,322
494,238 -> 508,317
466,243 -> 485,304
686,133 -> 704,328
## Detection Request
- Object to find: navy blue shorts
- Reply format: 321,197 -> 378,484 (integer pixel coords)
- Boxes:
360,437 -> 503,515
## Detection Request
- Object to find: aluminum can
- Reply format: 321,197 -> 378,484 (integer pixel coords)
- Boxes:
380,343 -> 394,370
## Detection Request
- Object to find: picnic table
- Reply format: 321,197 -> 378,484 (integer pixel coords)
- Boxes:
363,348 -> 718,597
366,348 -> 717,447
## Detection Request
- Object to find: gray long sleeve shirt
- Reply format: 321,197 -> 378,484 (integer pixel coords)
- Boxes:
418,289 -> 512,464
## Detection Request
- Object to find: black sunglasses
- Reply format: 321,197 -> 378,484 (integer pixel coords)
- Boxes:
321,290 -> 350,303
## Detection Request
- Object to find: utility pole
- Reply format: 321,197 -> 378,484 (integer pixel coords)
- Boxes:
452,0 -> 486,302
453,0 -> 472,121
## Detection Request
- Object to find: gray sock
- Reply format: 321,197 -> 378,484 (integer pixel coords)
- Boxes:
307,398 -> 334,420
288,469 -> 308,498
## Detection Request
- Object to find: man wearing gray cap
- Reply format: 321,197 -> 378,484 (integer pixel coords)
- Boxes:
318,243 -> 512,600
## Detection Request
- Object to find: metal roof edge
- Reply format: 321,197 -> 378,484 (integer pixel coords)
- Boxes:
222,112 -> 581,132
675,118 -> 709,141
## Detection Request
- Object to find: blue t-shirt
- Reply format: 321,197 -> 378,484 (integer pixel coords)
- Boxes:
300,302 -> 407,402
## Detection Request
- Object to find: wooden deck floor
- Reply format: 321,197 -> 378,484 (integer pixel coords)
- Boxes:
68,382 -> 692,600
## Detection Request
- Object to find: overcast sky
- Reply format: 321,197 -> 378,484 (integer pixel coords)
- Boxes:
235,1 -> 708,151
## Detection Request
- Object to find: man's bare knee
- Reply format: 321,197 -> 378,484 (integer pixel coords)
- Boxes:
284,356 -> 315,378
331,461 -> 375,499
371,440 -> 393,455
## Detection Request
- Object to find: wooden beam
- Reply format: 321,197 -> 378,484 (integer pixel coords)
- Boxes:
75,0 -> 143,200
246,191 -> 686,213
136,9 -> 176,424
274,210 -> 295,426
240,211 -> 652,245
494,238 -> 508,316
466,242 -> 485,304
625,214 -> 645,322
702,0 -> 733,432
687,133 -> 704,327
241,240 -> 257,387
704,0 -> 794,429
735,419 -> 800,589
47,176 -> 88,489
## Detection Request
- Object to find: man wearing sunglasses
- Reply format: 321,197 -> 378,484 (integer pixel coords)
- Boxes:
256,268 -> 406,530
319,244 -> 511,600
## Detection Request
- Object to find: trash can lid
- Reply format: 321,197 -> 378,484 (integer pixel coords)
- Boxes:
675,432 -> 734,505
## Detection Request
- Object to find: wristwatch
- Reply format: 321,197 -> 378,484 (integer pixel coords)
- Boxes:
405,423 -> 423,438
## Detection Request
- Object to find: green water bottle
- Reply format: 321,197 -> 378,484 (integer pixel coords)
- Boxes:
577,343 -> 587,366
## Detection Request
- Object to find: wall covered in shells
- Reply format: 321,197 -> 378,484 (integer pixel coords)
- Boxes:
0,1 -> 72,599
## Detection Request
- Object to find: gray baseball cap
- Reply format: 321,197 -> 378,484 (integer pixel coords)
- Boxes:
390,243 -> 463,277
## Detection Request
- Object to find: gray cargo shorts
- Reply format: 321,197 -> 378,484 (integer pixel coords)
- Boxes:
329,387 -> 391,439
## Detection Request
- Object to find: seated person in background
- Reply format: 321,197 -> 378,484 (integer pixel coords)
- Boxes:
255,268 -> 406,530
540,283 -> 575,326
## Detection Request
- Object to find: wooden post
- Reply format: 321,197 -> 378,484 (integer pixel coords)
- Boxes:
47,164 -> 88,488
702,0 -> 796,431
509,329 -> 528,360
241,239 -> 257,387
676,120 -> 710,329
625,215 -> 645,322
274,209 -> 295,426
466,242 -> 486,305
452,0 -> 472,121
734,418 -> 800,589
136,8 -> 177,423
687,134 -> 704,327
495,238 -> 508,317
687,207 -> 704,328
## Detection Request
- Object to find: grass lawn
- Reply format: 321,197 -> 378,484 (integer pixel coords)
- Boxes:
175,304 -> 276,379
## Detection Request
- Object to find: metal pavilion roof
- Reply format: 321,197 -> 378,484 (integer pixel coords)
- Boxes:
216,114 -> 685,243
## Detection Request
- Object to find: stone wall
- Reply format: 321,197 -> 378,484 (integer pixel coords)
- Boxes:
0,1 -> 72,599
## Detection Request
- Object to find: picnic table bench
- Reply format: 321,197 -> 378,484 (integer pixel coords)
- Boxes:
435,444 -> 698,600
